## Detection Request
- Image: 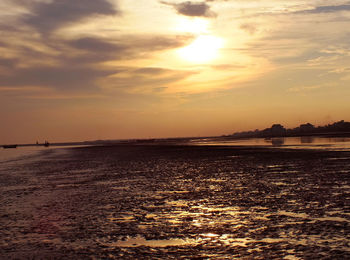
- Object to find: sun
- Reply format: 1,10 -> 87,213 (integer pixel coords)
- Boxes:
178,35 -> 224,63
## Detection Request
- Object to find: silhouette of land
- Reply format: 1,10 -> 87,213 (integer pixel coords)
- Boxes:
2,120 -> 350,149
228,120 -> 350,139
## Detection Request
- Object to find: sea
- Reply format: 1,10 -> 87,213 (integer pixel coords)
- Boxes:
2,137 -> 350,163
192,136 -> 350,151
0,145 -> 88,164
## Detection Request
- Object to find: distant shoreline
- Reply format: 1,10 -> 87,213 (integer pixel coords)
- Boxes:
2,131 -> 350,148
219,131 -> 350,140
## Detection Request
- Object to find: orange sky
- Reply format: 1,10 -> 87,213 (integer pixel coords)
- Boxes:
1,0 -> 350,143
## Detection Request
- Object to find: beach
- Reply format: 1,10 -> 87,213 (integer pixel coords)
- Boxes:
1,144 -> 349,259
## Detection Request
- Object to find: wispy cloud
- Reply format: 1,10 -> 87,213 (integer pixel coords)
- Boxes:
0,1 -> 193,95
0,33 -> 192,93
22,0 -> 119,35
295,4 -> 350,14
287,83 -> 333,93
0,65 -> 116,91
105,67 -> 197,94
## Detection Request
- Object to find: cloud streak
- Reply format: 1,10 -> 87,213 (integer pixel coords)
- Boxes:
23,0 -> 119,35
297,4 -> 350,14
0,0 -> 194,94
0,33 -> 193,93
0,65 -> 117,91
105,67 -> 196,94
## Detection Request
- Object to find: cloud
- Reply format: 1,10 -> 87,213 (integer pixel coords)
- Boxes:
105,67 -> 196,93
68,37 -> 125,53
23,0 -> 119,34
240,23 -> 258,35
330,67 -> 350,74
211,64 -> 246,70
287,83 -> 333,93
0,65 -> 117,91
134,67 -> 172,75
0,34 -> 192,93
161,1 -> 216,17
297,4 -> 350,14
0,58 -> 18,68
0,1 -> 198,96
65,37 -> 127,64
239,3 -> 350,18
64,35 -> 192,65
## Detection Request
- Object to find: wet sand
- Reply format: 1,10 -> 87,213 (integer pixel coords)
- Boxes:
0,145 -> 349,259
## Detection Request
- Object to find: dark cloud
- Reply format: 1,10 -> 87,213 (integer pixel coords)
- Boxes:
0,58 -> 18,68
0,65 -> 117,91
134,67 -> 170,75
161,1 -> 216,17
2,33 -> 190,66
0,24 -> 19,33
298,4 -> 350,14
243,3 -> 350,17
132,67 -> 195,78
64,35 -> 192,65
0,0 -> 193,94
126,35 -> 193,53
61,40 -> 125,65
68,37 -> 126,53
0,34 -> 193,92
23,0 -> 119,34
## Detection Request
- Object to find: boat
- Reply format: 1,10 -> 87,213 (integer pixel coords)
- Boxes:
44,141 -> 50,147
3,145 -> 17,149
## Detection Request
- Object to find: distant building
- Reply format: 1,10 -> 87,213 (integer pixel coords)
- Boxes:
299,123 -> 314,133
270,124 -> 286,136
231,120 -> 350,139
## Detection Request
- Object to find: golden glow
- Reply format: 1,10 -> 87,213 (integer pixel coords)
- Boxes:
1,0 -> 349,144
175,18 -> 209,34
178,35 -> 224,63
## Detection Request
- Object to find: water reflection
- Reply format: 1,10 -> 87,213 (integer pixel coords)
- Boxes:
300,136 -> 314,144
193,136 -> 350,150
271,138 -> 285,146
110,236 -> 193,247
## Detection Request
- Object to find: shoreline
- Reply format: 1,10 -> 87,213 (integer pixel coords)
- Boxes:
2,131 -> 350,148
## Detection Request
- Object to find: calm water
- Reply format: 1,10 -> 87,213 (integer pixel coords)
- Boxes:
0,146 -> 50,163
0,145 -> 88,164
2,137 -> 350,164
192,136 -> 350,151
2,136 -> 350,164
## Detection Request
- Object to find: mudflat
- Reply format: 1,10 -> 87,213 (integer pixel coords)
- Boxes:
0,145 -> 349,259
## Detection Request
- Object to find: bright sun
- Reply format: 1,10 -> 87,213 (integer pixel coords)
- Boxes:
178,35 -> 224,63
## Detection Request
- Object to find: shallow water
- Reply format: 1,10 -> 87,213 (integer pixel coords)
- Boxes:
0,145 -> 349,258
192,136 -> 350,151
0,145 -> 87,164
0,146 -> 49,163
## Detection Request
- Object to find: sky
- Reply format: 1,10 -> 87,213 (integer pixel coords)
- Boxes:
1,0 -> 350,143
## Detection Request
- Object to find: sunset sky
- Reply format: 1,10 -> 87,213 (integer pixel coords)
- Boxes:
1,0 -> 350,143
